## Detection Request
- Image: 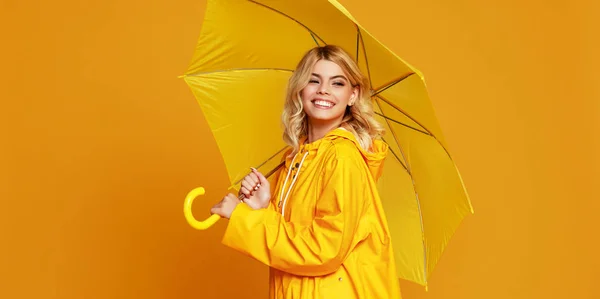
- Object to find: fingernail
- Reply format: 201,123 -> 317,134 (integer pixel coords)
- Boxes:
250,167 -> 257,171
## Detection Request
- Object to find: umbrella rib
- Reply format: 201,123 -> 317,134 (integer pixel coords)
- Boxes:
232,145 -> 290,186
414,191 -> 428,285
355,24 -> 360,64
375,94 -> 454,160
374,111 -> 431,136
372,72 -> 416,97
374,98 -> 412,175
374,94 -> 433,136
248,0 -> 326,46
357,27 -> 373,90
380,137 -> 407,171
310,33 -> 319,46
184,67 -> 294,77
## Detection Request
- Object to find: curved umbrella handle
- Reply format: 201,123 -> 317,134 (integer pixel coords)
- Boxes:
183,187 -> 221,230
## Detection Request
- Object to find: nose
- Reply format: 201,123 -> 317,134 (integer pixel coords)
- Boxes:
317,84 -> 330,95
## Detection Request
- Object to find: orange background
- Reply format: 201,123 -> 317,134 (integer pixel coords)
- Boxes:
1,0 -> 599,298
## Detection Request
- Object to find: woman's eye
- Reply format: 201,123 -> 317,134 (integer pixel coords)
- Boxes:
309,80 -> 319,84
333,82 -> 345,86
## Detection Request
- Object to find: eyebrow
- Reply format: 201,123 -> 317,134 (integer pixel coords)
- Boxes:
311,73 -> 348,81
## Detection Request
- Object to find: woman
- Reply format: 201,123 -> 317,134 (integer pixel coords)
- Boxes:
211,45 -> 402,299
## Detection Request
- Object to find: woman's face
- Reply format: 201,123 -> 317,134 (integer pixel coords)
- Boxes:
300,59 -> 357,126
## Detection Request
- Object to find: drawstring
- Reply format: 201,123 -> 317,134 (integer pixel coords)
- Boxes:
279,150 -> 309,217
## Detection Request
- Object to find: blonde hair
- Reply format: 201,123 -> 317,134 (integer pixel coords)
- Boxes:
281,45 -> 385,152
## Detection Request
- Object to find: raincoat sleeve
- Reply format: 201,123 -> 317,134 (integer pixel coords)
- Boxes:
221,149 -> 370,276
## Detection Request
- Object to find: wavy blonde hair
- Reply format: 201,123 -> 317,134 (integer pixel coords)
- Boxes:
281,45 -> 385,152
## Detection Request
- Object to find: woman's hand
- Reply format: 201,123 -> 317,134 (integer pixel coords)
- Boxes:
239,168 -> 271,210
210,193 -> 240,219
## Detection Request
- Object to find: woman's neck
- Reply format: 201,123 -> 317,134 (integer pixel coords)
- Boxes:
306,120 -> 343,144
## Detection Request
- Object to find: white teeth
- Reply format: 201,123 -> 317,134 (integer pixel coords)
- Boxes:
314,100 -> 333,108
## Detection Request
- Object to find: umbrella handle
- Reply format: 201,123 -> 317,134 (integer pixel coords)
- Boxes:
183,187 -> 221,230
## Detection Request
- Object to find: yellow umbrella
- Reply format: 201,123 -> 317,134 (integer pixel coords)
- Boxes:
181,0 -> 474,288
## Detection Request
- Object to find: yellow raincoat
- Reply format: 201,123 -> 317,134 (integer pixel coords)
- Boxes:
222,128 -> 402,298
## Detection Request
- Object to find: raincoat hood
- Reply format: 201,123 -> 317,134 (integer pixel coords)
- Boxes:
298,127 -> 389,182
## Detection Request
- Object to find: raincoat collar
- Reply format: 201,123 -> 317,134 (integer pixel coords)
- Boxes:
297,127 -> 389,181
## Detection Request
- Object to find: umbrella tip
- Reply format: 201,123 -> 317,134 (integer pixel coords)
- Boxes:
178,74 -> 186,79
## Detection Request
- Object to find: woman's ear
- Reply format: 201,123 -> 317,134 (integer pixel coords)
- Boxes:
349,87 -> 359,106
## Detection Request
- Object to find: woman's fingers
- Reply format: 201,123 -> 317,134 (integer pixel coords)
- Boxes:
210,201 -> 222,215
248,172 -> 259,186
240,171 -> 261,195
244,173 -> 259,187
241,181 -> 253,196
252,168 -> 269,188
210,193 -> 241,219
239,186 -> 249,198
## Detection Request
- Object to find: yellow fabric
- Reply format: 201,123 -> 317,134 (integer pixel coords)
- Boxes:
222,128 -> 402,298
184,0 -> 474,288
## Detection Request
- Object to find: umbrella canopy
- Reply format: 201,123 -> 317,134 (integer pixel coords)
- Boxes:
182,0 -> 474,288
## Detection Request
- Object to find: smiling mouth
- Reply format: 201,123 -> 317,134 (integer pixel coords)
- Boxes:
312,99 -> 335,108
